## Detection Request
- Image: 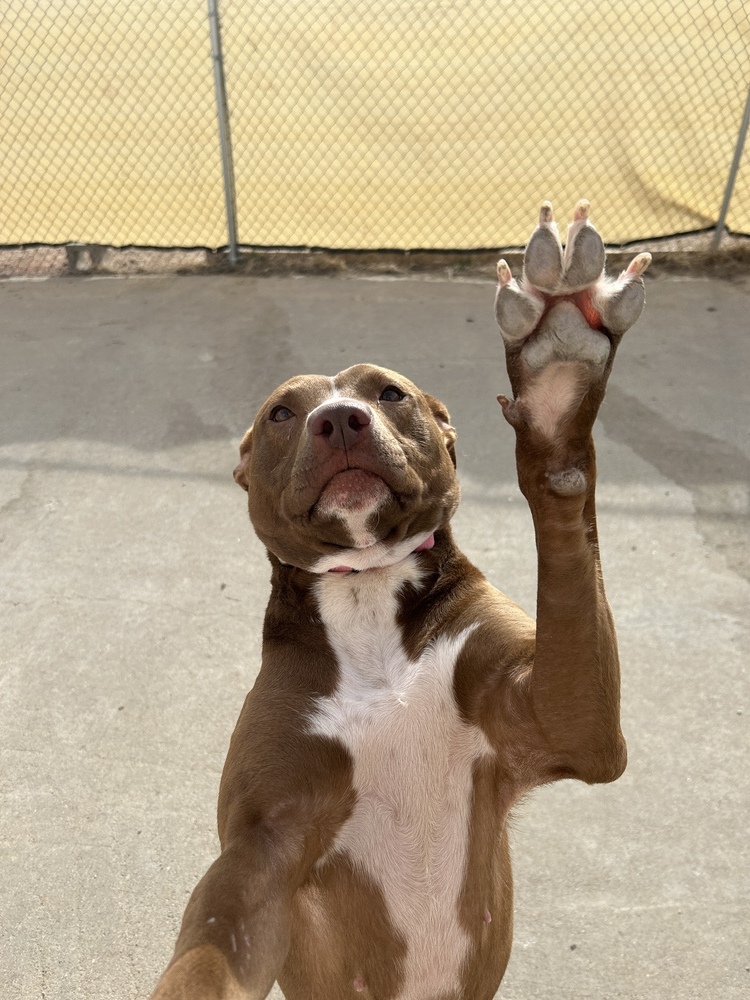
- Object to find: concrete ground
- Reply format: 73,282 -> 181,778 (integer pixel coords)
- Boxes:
1,270 -> 748,1000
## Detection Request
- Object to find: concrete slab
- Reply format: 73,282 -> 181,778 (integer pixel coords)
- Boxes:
1,272 -> 748,999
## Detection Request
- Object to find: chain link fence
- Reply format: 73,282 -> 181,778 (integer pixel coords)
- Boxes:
2,0 -> 225,247
1,0 -> 749,263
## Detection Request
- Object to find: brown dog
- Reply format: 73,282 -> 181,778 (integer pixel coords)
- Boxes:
150,201 -> 650,1000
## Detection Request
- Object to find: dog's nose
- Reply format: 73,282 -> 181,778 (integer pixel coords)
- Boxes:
308,400 -> 373,450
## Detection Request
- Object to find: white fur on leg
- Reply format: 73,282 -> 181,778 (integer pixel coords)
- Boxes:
522,361 -> 589,439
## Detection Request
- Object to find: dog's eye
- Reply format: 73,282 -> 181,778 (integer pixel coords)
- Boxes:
379,385 -> 405,402
270,405 -> 294,423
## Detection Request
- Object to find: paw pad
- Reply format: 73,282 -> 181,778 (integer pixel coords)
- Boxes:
495,200 -> 650,356
494,200 -> 650,438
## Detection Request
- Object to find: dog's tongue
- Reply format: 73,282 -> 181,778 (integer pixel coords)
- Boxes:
413,533 -> 436,553
328,533 -> 435,573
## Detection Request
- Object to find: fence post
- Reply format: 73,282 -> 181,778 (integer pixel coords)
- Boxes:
712,83 -> 750,252
208,0 -> 239,265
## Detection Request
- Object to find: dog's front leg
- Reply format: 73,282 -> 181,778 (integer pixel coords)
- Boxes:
149,834 -> 303,1000
494,200 -> 650,786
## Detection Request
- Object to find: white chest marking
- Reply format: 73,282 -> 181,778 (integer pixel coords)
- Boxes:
310,562 -> 493,1000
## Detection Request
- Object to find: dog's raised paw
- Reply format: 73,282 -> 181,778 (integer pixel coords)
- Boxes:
494,200 -> 650,438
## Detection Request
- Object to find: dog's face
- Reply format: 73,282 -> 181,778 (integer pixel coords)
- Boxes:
234,364 -> 460,572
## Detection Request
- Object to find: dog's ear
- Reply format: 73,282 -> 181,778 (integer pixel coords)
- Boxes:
424,394 -> 457,468
233,426 -> 254,491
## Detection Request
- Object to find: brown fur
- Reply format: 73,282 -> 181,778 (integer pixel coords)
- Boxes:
150,291 -> 630,998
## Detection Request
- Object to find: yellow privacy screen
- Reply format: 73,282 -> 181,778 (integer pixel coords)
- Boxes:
2,0 -> 747,248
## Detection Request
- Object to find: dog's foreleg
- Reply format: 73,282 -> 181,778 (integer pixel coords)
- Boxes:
513,431 -> 627,785
495,201 -> 649,786
149,837 -> 301,1000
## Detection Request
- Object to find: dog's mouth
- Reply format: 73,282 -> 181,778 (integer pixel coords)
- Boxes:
316,467 -> 391,513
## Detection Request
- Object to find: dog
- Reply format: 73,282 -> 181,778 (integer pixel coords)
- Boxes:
149,200 -> 650,1000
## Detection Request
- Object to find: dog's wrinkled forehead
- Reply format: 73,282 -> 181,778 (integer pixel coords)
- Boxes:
258,363 -> 424,417
333,363 -> 419,400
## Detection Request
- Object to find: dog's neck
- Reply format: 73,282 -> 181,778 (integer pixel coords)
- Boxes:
263,527 -> 468,691
269,527 -> 449,578
324,531 -> 437,575
267,526 -> 461,592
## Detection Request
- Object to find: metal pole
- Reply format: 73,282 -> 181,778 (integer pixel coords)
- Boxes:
208,0 -> 239,265
712,83 -> 750,251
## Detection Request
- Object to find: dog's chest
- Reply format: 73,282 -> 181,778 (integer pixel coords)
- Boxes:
309,563 -> 493,999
